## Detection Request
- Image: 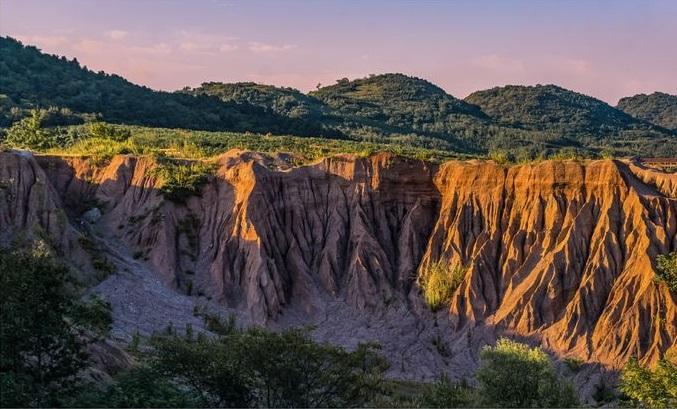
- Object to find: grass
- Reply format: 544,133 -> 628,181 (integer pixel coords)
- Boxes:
43,123 -> 466,164
419,259 -> 466,311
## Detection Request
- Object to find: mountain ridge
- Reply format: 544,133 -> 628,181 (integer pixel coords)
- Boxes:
1,35 -> 676,158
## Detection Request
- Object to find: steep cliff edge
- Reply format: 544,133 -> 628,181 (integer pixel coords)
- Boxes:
1,150 -> 674,379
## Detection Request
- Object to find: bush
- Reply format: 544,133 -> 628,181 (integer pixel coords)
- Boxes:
655,252 -> 677,291
4,109 -> 56,150
420,259 -> 465,311
419,374 -> 475,408
152,159 -> 214,203
620,357 -> 677,408
476,338 -> 579,408
68,366 -> 199,408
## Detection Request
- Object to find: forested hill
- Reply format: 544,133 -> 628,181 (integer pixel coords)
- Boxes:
617,92 -> 677,132
0,37 -> 334,136
462,84 -> 675,156
1,36 -> 675,157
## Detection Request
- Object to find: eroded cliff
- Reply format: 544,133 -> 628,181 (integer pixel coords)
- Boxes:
1,150 -> 675,380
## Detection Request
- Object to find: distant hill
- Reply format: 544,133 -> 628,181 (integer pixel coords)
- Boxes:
1,36 -> 675,156
309,74 -> 489,152
465,84 -> 640,134
187,81 -> 341,137
0,36 -> 330,136
617,92 -> 677,132
188,82 -> 328,120
464,84 -> 675,156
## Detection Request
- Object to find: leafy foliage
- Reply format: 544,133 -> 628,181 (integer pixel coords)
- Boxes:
146,325 -> 389,408
620,357 -> 677,408
476,338 -> 579,408
151,159 -> 215,203
617,92 -> 677,131
418,374 -> 475,408
0,246 -> 109,407
4,109 -> 56,150
655,252 -> 677,291
420,259 -> 465,311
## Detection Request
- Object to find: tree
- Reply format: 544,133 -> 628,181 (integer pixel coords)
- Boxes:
4,109 -> 55,150
151,331 -> 257,408
149,326 -> 389,408
0,247 -> 88,407
620,357 -> 677,408
476,338 -> 579,408
242,328 -> 389,408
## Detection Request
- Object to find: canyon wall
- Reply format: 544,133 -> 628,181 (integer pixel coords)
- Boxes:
1,150 -> 675,373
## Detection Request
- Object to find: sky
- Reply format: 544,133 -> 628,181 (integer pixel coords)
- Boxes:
1,0 -> 676,104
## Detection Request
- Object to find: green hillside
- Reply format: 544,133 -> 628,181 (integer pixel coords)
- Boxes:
465,84 -> 675,156
309,74 -> 489,152
0,37 -> 329,137
617,92 -> 677,132
1,36 -> 675,157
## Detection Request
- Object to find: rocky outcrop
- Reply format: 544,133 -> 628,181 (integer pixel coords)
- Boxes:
1,150 -> 674,374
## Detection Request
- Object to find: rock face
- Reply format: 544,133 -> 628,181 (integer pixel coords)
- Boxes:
1,150 -> 675,375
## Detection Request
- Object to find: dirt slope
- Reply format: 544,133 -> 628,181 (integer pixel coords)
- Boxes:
1,150 -> 675,383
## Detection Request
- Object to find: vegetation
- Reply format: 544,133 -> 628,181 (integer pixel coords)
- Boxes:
465,84 -> 676,157
476,338 -> 579,408
418,374 -> 475,408
0,245 -> 112,407
151,159 -> 215,203
2,37 -> 674,158
617,92 -> 677,131
0,37 -> 333,137
69,325 -> 389,408
620,357 -> 677,408
655,252 -> 677,291
420,259 -> 465,311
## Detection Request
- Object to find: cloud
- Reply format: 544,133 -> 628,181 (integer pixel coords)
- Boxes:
219,43 -> 238,52
248,41 -> 297,53
107,30 -> 128,40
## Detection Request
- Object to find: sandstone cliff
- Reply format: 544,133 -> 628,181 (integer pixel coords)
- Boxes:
1,150 -> 675,381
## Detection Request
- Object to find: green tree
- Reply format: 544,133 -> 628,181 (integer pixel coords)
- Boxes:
620,357 -> 677,408
476,338 -> 579,408
151,331 -> 257,407
0,247 -> 88,407
4,109 -> 55,150
242,328 -> 389,408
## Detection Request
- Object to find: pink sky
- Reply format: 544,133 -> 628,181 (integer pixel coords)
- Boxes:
2,0 -> 676,104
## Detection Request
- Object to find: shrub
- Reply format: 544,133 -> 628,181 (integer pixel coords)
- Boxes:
88,122 -> 131,142
419,374 -> 475,408
4,109 -> 56,150
420,259 -> 465,311
620,357 -> 677,408
152,160 -> 214,203
655,252 -> 677,291
476,338 -> 579,408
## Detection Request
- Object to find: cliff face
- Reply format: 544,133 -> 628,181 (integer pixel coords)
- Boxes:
1,150 -> 675,373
